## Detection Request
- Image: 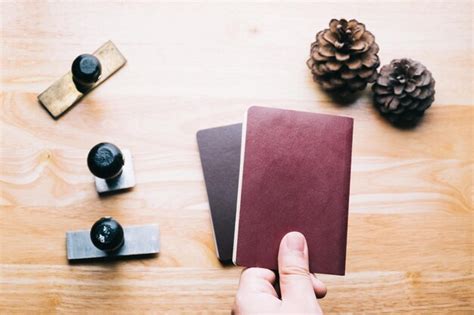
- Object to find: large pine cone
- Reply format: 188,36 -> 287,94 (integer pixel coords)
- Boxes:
307,18 -> 380,95
372,58 -> 435,125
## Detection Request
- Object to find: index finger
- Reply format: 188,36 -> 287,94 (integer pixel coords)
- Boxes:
237,267 -> 278,297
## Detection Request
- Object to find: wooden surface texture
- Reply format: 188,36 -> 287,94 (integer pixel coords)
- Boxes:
1,1 -> 473,313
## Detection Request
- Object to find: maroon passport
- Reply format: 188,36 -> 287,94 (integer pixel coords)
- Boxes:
233,106 -> 353,275
197,124 -> 242,262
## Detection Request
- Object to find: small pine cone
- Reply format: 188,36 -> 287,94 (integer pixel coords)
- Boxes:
372,58 -> 435,125
307,18 -> 380,96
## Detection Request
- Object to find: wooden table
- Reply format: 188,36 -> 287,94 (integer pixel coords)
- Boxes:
1,1 -> 472,313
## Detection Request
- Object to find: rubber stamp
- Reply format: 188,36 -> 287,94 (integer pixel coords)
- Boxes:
66,217 -> 160,261
87,142 -> 136,194
38,41 -> 126,118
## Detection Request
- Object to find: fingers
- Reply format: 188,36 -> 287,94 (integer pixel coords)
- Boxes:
237,267 -> 278,297
311,274 -> 327,299
277,232 -> 316,303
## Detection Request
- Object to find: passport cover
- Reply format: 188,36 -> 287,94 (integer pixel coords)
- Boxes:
233,106 -> 353,275
197,123 -> 242,262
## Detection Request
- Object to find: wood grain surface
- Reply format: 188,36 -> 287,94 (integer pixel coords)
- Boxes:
1,1 -> 473,314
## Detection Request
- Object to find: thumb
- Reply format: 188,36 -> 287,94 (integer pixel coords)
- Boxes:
278,232 -> 316,303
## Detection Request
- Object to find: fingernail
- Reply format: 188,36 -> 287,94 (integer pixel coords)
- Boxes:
285,232 -> 305,252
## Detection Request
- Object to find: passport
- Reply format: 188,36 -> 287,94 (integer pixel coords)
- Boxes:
233,106 -> 353,275
197,123 -> 242,262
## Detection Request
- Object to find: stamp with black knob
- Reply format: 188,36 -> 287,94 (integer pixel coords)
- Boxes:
66,217 -> 160,261
87,142 -> 136,194
37,41 -> 126,118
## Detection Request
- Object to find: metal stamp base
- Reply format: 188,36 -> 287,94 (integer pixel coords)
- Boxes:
38,41 -> 127,118
66,225 -> 160,261
95,149 -> 135,194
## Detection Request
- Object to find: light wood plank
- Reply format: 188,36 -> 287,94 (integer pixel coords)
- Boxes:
0,93 -> 472,161
0,2 -> 473,106
0,206 -> 471,273
1,265 -> 472,314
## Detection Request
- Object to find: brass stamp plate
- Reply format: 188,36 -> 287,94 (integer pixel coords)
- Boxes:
38,41 -> 126,118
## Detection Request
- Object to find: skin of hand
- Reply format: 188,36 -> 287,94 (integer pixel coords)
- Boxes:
232,232 -> 327,314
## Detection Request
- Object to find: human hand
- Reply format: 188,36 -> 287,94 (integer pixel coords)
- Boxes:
232,232 -> 326,314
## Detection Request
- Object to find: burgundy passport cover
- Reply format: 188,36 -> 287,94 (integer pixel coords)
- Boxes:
197,124 -> 242,262
233,106 -> 353,275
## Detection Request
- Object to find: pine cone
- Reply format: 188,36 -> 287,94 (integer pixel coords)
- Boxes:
372,58 -> 435,125
307,18 -> 380,96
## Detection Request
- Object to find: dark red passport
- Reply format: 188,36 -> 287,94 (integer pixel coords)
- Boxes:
197,124 -> 242,262
233,106 -> 353,275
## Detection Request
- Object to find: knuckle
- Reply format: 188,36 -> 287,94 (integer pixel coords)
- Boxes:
241,267 -> 274,281
280,265 -> 309,277
240,268 -> 258,281
241,267 -> 258,276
